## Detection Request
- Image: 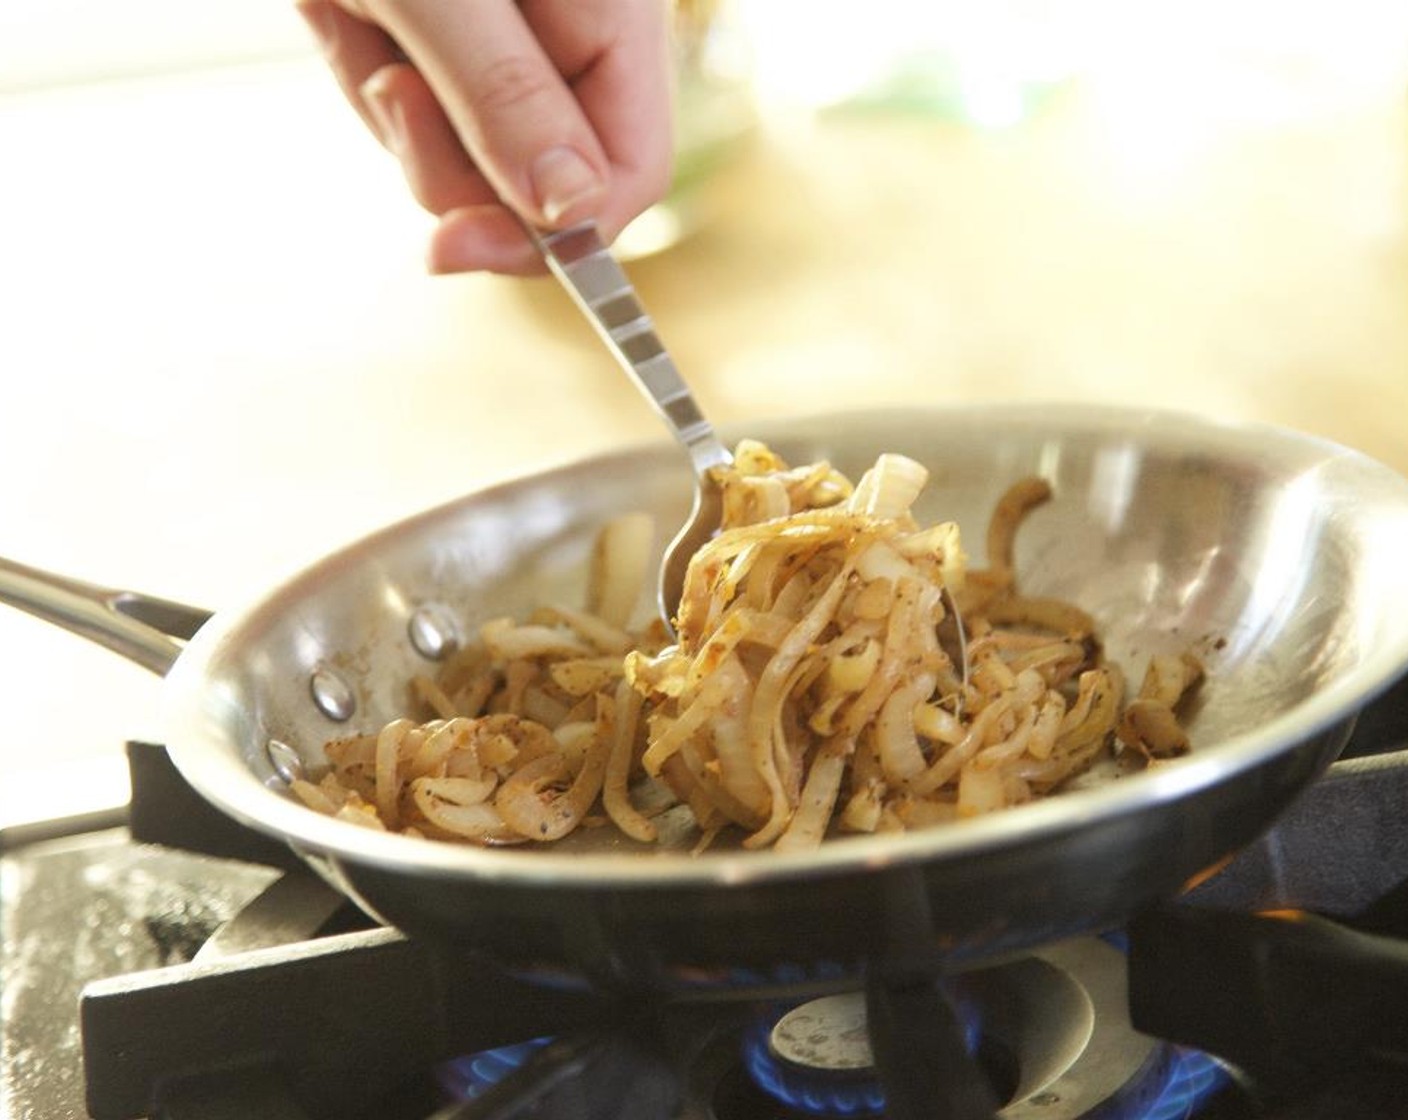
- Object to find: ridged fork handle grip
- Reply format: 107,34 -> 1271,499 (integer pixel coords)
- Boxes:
532,222 -> 732,479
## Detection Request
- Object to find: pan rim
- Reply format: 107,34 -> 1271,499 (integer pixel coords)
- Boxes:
162,402 -> 1408,889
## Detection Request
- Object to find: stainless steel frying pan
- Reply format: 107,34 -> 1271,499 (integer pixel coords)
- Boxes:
7,404 -> 1408,993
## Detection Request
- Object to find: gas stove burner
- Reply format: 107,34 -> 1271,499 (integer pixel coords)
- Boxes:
8,718 -> 1408,1120
769,995 -> 880,1071
741,985 -> 983,1117
440,938 -> 1230,1120
744,994 -> 890,1116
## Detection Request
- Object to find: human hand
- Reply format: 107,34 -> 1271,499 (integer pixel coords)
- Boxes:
296,0 -> 675,275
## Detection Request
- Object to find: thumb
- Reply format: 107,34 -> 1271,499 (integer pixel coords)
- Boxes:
381,0 -> 609,228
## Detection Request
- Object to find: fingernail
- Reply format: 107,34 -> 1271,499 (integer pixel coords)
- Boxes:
360,71 -> 402,152
530,146 -> 605,225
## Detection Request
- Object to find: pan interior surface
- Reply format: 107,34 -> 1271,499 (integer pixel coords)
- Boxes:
163,405 -> 1408,884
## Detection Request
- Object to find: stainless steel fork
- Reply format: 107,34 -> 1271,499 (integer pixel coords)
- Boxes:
529,221 -> 732,631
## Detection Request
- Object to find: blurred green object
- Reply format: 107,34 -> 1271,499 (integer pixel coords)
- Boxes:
825,48 -> 1067,129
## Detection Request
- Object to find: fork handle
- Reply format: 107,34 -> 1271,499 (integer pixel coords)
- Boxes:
530,222 -> 732,478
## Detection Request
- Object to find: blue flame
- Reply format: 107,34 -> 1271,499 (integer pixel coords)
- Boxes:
742,988 -> 982,1118
742,1014 -> 885,1117
437,1036 -> 552,1100
1140,1047 -> 1230,1120
437,970 -> 1229,1119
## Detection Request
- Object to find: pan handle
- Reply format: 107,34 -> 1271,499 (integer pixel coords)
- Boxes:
0,555 -> 211,676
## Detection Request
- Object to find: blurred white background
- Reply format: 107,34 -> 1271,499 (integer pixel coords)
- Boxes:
2,1 -> 1406,828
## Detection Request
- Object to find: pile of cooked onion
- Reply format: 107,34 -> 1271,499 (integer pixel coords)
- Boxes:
292,442 -> 1201,851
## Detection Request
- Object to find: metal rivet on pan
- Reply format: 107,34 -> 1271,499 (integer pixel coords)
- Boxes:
310,665 -> 356,722
265,739 -> 306,784
408,603 -> 460,660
